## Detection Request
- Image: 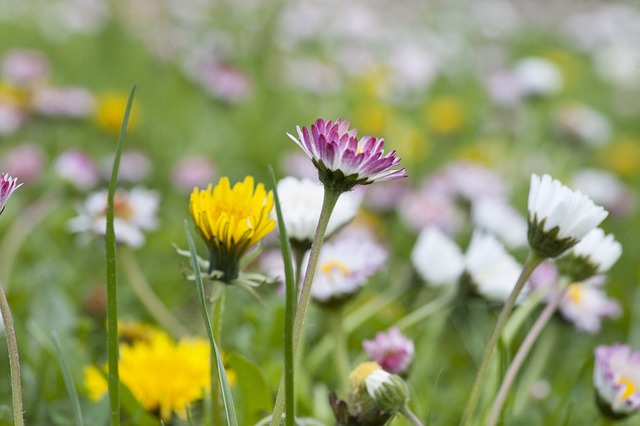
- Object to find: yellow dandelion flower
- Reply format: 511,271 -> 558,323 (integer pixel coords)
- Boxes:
118,320 -> 165,346
84,330 -> 237,421
425,96 -> 465,135
95,91 -> 139,135
118,333 -> 211,421
190,176 -> 275,281
83,365 -> 108,402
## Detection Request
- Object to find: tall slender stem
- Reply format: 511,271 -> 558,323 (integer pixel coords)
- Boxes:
271,188 -> 341,425
486,288 -> 563,426
0,283 -> 24,426
400,405 -> 424,426
461,250 -> 543,426
328,306 -> 349,395
210,282 -> 226,426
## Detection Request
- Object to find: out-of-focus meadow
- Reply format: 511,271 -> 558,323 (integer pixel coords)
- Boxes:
1,0 -> 640,424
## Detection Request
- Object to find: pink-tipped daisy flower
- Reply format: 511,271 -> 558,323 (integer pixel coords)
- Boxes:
288,119 -> 407,193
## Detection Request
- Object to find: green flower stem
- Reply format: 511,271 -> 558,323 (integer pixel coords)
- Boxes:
0,283 -> 24,426
210,282 -> 226,426
120,248 -> 190,337
461,250 -> 544,426
486,286 -> 563,426
400,405 -> 424,426
328,306 -> 349,395
394,284 -> 457,331
293,246 -> 306,295
271,188 -> 341,425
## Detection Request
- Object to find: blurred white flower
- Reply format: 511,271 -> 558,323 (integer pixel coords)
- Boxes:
411,226 -> 464,287
68,187 -> 160,248
513,57 -> 563,97
399,189 -> 464,234
485,70 -> 524,106
277,176 -> 363,246
0,101 -> 24,136
594,45 -> 640,89
471,197 -> 528,248
309,235 -> 386,304
571,169 -> 635,217
464,231 -> 525,303
556,104 -> 611,147
560,281 -> 620,334
528,173 -> 608,258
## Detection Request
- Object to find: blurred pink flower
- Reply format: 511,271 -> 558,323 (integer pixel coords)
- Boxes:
1,144 -> 45,183
101,150 -> 151,183
363,327 -> 415,375
198,63 -> 252,103
2,49 -> 49,86
32,86 -> 96,118
0,102 -> 25,136
171,157 -> 216,191
55,150 -> 100,190
398,189 -> 464,234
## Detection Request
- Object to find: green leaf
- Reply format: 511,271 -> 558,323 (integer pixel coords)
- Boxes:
227,352 -> 273,425
51,332 -> 84,426
184,221 -> 238,426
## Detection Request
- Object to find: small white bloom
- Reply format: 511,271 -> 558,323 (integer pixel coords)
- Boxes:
465,231 -> 525,303
310,235 -> 386,303
471,197 -> 528,248
513,57 -> 563,97
560,282 -> 620,334
68,187 -> 160,248
568,228 -> 622,275
556,104 -> 611,147
528,173 -> 608,258
365,369 -> 409,413
277,176 -> 363,245
411,227 -> 464,287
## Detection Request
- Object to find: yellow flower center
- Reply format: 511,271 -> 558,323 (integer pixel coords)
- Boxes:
566,283 -> 582,303
321,260 -> 350,277
617,375 -> 637,400
348,362 -> 382,391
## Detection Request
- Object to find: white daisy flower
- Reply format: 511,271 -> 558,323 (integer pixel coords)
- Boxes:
471,197 -> 528,249
309,235 -> 386,304
528,173 -> 608,258
277,176 -> 363,247
464,231 -> 525,303
559,281 -> 620,334
557,228 -> 622,281
411,227 -> 464,287
68,187 -> 160,248
594,344 -> 640,419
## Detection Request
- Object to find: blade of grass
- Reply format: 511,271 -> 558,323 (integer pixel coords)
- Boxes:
105,83 -> 137,426
51,332 -> 84,426
268,166 -> 296,426
184,221 -> 238,426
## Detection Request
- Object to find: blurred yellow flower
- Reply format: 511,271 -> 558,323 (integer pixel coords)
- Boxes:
84,330 -> 236,421
83,365 -> 108,402
95,91 -> 138,134
385,116 -> 429,165
190,176 -> 275,281
354,103 -> 391,136
425,97 -> 465,135
601,137 -> 640,177
118,320 -> 164,346
0,82 -> 28,106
